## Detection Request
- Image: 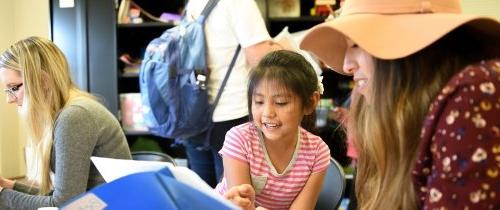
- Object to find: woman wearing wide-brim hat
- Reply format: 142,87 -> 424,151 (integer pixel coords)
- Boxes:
300,0 -> 499,209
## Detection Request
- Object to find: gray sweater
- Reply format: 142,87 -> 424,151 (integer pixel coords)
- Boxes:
0,98 -> 131,210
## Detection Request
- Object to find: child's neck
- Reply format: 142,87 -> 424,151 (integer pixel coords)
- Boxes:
265,135 -> 297,149
263,130 -> 299,174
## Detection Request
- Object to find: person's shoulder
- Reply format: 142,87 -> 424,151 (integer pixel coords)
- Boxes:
59,98 -> 90,115
230,122 -> 254,132
299,127 -> 327,147
185,0 -> 243,16
218,0 -> 258,11
299,127 -> 322,141
228,122 -> 256,137
57,97 -> 107,121
428,59 -> 499,108
298,128 -> 330,164
423,59 -> 499,132
448,59 -> 499,88
66,97 -> 106,113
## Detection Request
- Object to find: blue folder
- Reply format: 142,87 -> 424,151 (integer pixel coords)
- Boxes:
60,167 -> 236,210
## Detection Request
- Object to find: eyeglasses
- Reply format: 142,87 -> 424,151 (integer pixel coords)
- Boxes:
4,83 -> 23,100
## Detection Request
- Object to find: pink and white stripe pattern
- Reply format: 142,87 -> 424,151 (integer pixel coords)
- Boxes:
215,122 -> 330,210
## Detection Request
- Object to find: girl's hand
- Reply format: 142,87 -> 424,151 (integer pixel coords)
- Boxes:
224,184 -> 261,210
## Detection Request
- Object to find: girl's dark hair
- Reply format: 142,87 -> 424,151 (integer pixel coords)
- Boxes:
248,50 -> 319,132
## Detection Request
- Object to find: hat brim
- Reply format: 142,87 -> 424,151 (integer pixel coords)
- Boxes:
300,13 -> 500,75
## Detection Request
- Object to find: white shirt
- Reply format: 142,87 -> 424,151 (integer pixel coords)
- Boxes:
186,0 -> 271,122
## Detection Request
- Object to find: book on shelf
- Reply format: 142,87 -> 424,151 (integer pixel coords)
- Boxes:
117,0 -> 180,25
117,0 -> 131,24
268,0 -> 300,17
121,65 -> 140,76
120,53 -> 141,75
119,93 -> 148,132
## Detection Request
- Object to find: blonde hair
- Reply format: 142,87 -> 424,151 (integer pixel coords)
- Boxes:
350,26 -> 499,209
0,36 -> 94,195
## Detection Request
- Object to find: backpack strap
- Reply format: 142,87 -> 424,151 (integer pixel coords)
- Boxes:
210,45 -> 241,113
202,45 -> 240,146
198,0 -> 220,24
199,0 -> 239,115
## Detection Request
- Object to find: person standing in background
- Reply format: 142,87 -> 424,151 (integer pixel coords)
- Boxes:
0,37 -> 132,209
182,0 -> 283,187
300,0 -> 499,209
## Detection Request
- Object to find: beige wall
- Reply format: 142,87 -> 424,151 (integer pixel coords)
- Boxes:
0,0 -> 15,178
462,0 -> 500,19
0,0 -> 49,178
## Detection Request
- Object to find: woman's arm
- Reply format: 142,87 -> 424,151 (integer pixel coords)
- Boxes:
0,177 -> 15,190
12,181 -> 39,195
0,176 -> 40,195
0,105 -> 97,209
50,105 -> 100,205
244,41 -> 283,68
289,170 -> 327,210
224,0 -> 284,68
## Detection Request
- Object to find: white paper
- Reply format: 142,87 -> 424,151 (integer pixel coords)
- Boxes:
91,156 -> 173,182
90,157 -> 237,209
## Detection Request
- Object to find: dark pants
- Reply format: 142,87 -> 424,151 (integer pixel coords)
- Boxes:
183,116 -> 248,187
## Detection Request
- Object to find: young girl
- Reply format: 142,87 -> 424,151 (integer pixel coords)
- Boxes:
216,50 -> 331,210
182,0 -> 284,188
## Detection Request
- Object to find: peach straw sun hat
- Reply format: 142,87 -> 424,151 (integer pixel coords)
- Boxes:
300,0 -> 500,75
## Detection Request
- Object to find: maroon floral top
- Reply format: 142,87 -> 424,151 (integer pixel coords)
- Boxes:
413,59 -> 500,210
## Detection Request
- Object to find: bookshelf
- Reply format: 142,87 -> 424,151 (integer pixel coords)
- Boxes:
118,22 -> 176,28
50,0 -> 351,162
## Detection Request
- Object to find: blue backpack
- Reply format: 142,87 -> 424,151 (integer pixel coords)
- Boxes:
139,0 -> 240,139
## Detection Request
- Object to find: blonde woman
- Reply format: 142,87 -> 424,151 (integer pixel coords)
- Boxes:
300,0 -> 499,209
0,37 -> 131,209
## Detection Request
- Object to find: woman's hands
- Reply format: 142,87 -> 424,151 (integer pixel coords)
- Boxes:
0,176 -> 15,189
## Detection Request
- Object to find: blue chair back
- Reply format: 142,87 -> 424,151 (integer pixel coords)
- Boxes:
131,151 -> 177,166
315,158 -> 346,210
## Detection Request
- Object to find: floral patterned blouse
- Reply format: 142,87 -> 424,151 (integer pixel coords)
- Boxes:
413,59 -> 500,210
